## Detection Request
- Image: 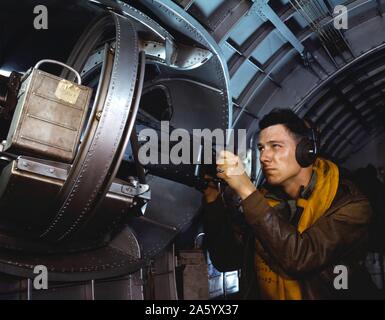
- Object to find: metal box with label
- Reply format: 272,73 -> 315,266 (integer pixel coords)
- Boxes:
4,60 -> 92,163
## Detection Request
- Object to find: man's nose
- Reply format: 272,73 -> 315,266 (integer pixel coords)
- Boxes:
260,149 -> 272,164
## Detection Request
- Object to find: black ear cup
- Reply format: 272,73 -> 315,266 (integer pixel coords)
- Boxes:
295,137 -> 316,168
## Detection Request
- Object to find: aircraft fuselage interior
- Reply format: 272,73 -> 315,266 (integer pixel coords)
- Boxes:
0,0 -> 384,300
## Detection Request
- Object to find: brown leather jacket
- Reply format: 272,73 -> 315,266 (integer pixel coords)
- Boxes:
203,178 -> 380,299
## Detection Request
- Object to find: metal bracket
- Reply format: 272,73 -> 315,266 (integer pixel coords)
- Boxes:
250,0 -> 269,21
139,39 -> 212,70
91,0 -> 212,70
139,40 -> 167,62
108,178 -> 151,216
108,183 -> 150,215
16,156 -> 70,181
250,0 -> 304,57
109,179 -> 150,199
174,44 -> 212,70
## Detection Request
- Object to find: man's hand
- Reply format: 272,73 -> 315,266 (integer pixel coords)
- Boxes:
216,150 -> 256,200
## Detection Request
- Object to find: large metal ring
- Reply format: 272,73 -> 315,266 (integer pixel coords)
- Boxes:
40,12 -> 139,242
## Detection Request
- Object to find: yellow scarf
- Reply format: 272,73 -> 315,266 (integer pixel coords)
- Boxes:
255,158 -> 339,300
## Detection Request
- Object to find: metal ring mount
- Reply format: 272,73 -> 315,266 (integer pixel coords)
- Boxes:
40,12 -> 139,242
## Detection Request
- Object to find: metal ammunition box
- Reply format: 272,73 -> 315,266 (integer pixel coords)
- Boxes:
4,60 -> 92,163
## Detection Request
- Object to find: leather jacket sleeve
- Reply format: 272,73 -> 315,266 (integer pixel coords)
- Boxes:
203,196 -> 245,272
242,190 -> 372,278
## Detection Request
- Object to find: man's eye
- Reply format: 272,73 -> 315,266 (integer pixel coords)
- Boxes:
272,144 -> 281,148
258,147 -> 264,152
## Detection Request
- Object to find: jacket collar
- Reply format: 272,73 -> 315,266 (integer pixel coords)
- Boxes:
263,170 -> 318,203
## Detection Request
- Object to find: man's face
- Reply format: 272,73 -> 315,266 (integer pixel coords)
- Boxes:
257,124 -> 302,186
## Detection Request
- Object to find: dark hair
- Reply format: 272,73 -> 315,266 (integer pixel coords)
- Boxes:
259,108 -> 308,142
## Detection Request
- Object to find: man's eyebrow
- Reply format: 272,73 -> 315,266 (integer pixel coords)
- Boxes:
258,140 -> 285,146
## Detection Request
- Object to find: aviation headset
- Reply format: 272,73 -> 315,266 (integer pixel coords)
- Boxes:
295,119 -> 319,168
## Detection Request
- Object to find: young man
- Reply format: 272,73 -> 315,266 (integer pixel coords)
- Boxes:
203,108 -> 377,299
